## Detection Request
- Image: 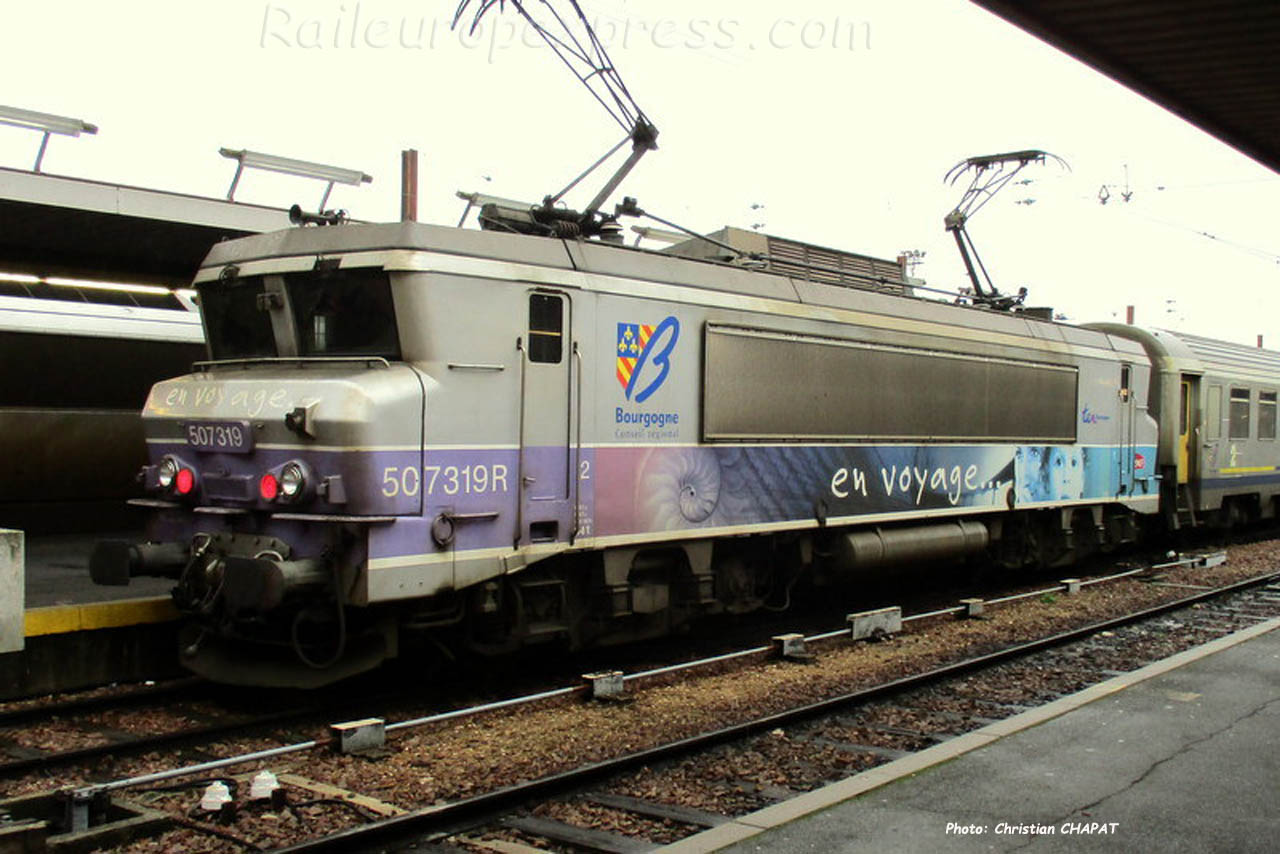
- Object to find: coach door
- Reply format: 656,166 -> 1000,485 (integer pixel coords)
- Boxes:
518,290 -> 574,545
1118,364 -> 1136,494
1178,376 -> 1198,484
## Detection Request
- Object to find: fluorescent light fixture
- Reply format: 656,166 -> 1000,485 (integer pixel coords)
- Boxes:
1,270 -> 177,297
220,147 -> 372,209
0,105 -> 98,172
46,276 -> 171,296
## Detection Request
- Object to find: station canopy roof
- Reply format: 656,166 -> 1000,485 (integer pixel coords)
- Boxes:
972,0 -> 1280,174
0,166 -> 290,284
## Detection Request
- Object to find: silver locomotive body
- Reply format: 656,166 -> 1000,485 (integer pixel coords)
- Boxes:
93,221 -> 1163,686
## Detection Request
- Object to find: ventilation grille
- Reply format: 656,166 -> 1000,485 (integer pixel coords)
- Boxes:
765,236 -> 907,294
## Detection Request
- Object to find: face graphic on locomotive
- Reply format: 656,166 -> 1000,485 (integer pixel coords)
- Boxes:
1015,445 -> 1085,503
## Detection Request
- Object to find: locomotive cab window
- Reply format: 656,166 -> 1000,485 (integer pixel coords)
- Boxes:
1260,391 -> 1277,440
286,269 -> 400,359
528,293 -> 564,364
200,269 -> 400,360
199,276 -> 277,360
1229,388 -> 1251,439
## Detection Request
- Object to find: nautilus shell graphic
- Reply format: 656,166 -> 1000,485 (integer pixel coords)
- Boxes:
634,446 -> 783,530
636,447 -> 723,528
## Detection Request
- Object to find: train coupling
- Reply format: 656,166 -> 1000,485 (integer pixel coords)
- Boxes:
193,553 -> 330,614
89,541 -> 188,586
155,532 -> 331,615
91,533 -> 329,614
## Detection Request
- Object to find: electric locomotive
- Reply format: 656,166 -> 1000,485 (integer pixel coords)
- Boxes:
91,219 -> 1171,686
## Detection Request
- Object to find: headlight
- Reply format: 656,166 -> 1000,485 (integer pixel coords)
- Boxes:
280,462 -> 306,501
157,455 -> 197,497
157,457 -> 178,489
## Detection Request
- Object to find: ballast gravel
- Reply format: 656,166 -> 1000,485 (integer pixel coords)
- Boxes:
5,540 -> 1274,852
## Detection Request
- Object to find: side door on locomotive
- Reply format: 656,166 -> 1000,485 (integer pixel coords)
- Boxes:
519,287 -> 578,547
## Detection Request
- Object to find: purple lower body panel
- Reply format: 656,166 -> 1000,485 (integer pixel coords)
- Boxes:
141,441 -> 1157,569
594,442 -> 1157,538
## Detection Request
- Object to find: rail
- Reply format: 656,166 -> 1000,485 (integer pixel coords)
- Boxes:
63,550 -> 1235,801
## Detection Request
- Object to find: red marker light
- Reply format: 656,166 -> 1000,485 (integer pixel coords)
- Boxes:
175,468 -> 196,495
259,473 -> 280,501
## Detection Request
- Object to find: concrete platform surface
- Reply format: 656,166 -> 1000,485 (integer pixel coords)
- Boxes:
4,532 -> 185,698
680,620 -> 1280,853
24,532 -> 172,608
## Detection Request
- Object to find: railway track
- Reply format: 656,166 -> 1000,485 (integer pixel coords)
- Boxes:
0,677 -> 205,729
4,545 -> 1272,853
0,700 -> 320,780
0,551 -> 1183,788
0,677 -> 428,786
284,571 -> 1280,854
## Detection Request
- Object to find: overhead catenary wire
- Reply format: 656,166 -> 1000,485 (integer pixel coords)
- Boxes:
1123,212 -> 1280,265
990,166 -> 1280,268
1054,186 -> 1280,266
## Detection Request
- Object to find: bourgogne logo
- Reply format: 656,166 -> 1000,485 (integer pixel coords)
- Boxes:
615,316 -> 680,403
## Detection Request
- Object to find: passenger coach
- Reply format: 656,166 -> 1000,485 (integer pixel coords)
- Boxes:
1093,324 -> 1280,528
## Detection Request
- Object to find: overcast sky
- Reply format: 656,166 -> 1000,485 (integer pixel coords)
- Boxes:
3,0 -> 1277,344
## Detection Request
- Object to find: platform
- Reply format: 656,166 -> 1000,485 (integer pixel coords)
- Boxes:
666,617 -> 1280,853
23,532 -> 172,609
1,531 -> 182,698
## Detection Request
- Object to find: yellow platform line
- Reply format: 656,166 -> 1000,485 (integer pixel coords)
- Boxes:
24,596 -> 179,638
1218,465 -> 1277,474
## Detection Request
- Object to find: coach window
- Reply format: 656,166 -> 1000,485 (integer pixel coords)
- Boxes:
1229,388 -> 1251,439
1260,392 -> 1277,440
1119,366 -> 1131,401
528,293 -> 564,363
1206,385 -> 1222,440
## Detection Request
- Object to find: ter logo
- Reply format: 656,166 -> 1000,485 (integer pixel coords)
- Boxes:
616,316 -> 680,403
